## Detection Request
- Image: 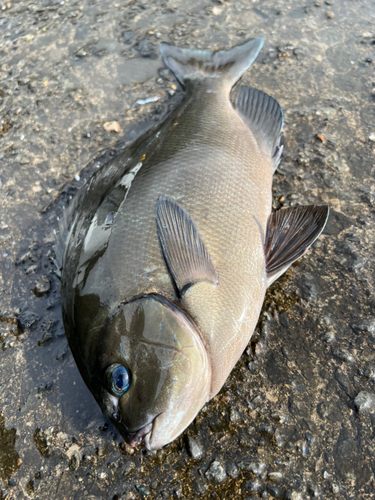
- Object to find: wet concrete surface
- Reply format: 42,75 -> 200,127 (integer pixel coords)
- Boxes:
0,0 -> 375,498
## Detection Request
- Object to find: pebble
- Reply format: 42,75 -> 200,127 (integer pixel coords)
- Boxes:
122,460 -> 136,476
119,441 -> 135,455
75,48 -> 87,58
172,487 -> 182,499
121,30 -> 135,44
68,451 -> 81,471
354,391 -> 375,413
246,479 -> 262,492
104,121 -> 121,133
18,311 -> 39,331
335,241 -> 356,255
226,461 -> 239,478
204,460 -> 227,483
119,492 -> 136,500
307,484 -> 320,497
351,320 -> 375,336
238,461 -> 266,475
332,347 -> 355,363
268,472 -> 283,481
267,486 -> 285,498
326,10 -> 334,18
33,275 -> 51,297
136,39 -> 156,58
298,275 -> 319,301
96,444 -> 106,457
185,436 -> 203,460
193,477 -> 208,495
135,485 -> 151,498
229,407 -> 241,423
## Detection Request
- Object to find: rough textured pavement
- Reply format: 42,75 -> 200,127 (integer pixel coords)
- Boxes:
0,0 -> 375,498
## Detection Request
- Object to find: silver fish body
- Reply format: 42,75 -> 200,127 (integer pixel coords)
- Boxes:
58,37 -> 328,450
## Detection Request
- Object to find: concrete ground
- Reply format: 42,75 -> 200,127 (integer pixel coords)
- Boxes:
0,0 -> 374,498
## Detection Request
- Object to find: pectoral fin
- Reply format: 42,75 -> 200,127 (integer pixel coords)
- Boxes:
265,205 -> 329,286
156,196 -> 218,296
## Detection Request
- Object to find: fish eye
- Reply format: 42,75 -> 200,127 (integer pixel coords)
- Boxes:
105,363 -> 130,397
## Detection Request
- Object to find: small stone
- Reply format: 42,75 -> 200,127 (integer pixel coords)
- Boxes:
246,479 -> 262,492
315,133 -> 325,142
97,470 -> 107,480
136,39 -> 156,58
249,462 -> 267,475
332,347 -> 355,363
172,487 -> 182,499
205,460 -> 227,483
135,485 -> 151,498
354,391 -> 375,413
229,408 -> 240,423
69,450 -> 81,471
18,311 -> 39,331
96,444 -> 106,457
267,486 -> 285,498
268,472 -> 283,481
17,154 -> 30,165
121,30 -> 135,44
26,265 -> 37,275
120,493 -> 137,500
119,441 -> 135,455
104,121 -> 121,133
307,485 -> 319,497
185,436 -> 203,460
331,484 -> 340,494
323,329 -> 336,343
75,48 -> 87,58
193,477 -> 208,495
226,461 -> 239,478
369,133 -> 375,142
352,320 -> 375,336
122,460 -> 136,476
33,275 -> 51,297
335,241 -> 356,255
326,11 -> 334,18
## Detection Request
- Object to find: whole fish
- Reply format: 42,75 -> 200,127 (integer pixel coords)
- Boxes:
57,37 -> 329,450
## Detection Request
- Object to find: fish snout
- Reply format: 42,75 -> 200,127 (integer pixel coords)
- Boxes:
123,421 -> 153,448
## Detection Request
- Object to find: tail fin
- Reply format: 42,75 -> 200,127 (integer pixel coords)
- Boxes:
159,37 -> 263,87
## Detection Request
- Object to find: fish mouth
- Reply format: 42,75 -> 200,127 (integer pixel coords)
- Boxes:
123,414 -> 161,449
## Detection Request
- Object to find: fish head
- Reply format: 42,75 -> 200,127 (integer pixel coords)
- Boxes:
77,294 -> 211,450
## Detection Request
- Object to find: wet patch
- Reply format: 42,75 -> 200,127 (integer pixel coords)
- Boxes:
0,413 -> 21,486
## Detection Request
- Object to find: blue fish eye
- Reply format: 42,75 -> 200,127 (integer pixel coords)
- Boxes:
106,364 -> 130,396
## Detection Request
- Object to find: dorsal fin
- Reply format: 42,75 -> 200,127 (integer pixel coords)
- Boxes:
236,86 -> 283,171
156,196 -> 218,296
265,205 -> 329,286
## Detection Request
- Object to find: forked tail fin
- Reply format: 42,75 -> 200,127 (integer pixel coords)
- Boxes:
159,37 -> 263,87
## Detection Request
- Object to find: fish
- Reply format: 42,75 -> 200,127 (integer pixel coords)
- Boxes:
57,37 -> 329,451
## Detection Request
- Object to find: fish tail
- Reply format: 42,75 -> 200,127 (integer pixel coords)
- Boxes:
159,37 -> 263,87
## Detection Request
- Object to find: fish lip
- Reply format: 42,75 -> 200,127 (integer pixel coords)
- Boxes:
123,414 -> 162,448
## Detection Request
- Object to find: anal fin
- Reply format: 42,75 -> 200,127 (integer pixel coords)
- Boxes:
265,205 -> 329,286
156,196 -> 218,296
